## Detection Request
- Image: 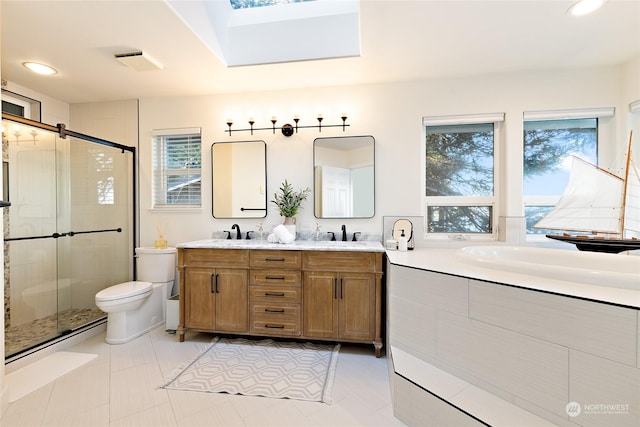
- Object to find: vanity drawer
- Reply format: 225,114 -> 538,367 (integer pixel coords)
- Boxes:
183,249 -> 249,268
303,251 -> 378,272
251,303 -> 301,336
250,285 -> 301,303
250,320 -> 301,336
250,302 -> 300,319
250,250 -> 301,269
250,269 -> 301,286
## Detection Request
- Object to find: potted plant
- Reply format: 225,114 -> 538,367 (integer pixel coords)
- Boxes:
271,180 -> 311,232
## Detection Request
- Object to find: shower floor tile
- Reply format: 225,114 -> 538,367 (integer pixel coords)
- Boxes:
4,308 -> 105,358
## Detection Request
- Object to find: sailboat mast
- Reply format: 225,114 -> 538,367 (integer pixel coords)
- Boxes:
619,131 -> 633,235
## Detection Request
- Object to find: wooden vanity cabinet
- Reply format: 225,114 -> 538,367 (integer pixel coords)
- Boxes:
178,249 -> 249,341
249,250 -> 302,337
177,247 -> 384,356
184,267 -> 248,332
302,251 -> 383,356
302,271 -> 376,341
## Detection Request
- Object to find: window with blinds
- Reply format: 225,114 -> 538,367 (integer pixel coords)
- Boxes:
152,128 -> 202,208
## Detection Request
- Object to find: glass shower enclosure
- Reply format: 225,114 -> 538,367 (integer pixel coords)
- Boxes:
2,114 -> 135,359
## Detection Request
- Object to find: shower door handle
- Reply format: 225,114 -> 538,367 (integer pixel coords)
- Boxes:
5,227 -> 122,242
0,200 -> 10,207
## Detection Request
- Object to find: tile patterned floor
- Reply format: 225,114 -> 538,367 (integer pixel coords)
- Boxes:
1,326 -> 405,426
5,308 -> 105,358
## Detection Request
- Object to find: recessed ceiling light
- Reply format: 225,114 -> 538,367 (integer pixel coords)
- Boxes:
568,0 -> 606,16
23,62 -> 57,75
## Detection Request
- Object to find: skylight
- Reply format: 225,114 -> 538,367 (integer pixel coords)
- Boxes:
230,0 -> 315,10
165,0 -> 360,67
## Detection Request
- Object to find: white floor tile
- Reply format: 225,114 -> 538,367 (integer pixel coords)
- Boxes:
2,327 -> 403,427
6,351 -> 97,402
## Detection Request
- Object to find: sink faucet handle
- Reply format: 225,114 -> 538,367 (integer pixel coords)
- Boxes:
246,231 -> 253,240
328,231 -> 336,241
223,230 -> 231,239
352,232 -> 361,241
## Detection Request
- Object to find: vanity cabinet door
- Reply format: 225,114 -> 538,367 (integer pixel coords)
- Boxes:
303,271 -> 339,338
214,268 -> 249,332
303,271 -> 376,341
339,272 -> 376,341
183,267 -> 248,332
184,267 -> 215,330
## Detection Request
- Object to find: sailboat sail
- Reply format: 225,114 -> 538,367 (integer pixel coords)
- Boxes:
623,156 -> 640,237
533,157 -> 624,234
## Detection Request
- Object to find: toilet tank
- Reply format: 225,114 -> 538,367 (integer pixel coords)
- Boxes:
135,247 -> 177,283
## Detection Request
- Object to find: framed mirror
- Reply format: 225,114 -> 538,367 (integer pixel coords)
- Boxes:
211,140 -> 267,218
314,135 -> 375,218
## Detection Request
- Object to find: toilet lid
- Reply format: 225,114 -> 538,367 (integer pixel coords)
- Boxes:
95,281 -> 152,302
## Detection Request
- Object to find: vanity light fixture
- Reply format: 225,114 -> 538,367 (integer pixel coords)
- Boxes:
23,62 -> 57,75
568,0 -> 606,16
225,114 -> 349,137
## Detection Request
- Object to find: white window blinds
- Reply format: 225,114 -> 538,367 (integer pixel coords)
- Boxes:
152,128 -> 202,208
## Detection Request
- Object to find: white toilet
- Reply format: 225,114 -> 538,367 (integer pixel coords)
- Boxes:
95,247 -> 176,344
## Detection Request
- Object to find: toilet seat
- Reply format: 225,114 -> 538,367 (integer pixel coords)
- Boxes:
95,281 -> 152,303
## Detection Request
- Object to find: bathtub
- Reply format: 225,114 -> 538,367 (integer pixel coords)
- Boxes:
458,246 -> 640,291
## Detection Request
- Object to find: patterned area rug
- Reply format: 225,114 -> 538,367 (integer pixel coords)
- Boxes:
161,337 -> 340,403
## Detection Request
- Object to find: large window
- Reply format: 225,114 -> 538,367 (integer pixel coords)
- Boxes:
424,114 -> 503,239
523,118 -> 598,234
152,128 -> 202,208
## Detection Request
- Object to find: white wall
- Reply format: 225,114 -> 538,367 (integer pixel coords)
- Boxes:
137,64 -> 631,247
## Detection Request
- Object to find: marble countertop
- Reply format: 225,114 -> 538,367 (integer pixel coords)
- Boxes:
176,239 -> 385,252
386,248 -> 640,309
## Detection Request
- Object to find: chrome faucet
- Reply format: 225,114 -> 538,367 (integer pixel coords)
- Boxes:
231,224 -> 241,239
341,224 -> 347,241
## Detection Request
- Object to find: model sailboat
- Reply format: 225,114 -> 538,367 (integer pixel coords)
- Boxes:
534,131 -> 640,253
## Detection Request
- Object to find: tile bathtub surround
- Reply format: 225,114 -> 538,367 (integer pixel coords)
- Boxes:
386,252 -> 640,427
1,326 -> 403,427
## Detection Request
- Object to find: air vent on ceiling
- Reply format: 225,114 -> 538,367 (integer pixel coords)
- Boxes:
114,51 -> 163,72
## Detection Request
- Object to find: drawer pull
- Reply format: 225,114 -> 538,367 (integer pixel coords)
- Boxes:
265,276 -> 285,280
265,308 -> 285,313
265,257 -> 285,262
264,292 -> 285,297
265,324 -> 285,329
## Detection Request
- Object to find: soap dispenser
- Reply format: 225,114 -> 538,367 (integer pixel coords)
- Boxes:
398,229 -> 408,252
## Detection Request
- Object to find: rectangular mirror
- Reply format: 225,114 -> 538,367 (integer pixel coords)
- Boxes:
212,140 -> 267,218
314,135 -> 375,218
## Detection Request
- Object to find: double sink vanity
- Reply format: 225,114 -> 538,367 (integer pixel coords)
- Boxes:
175,239 -> 385,357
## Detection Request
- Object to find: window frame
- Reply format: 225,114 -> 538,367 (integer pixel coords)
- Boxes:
151,127 -> 202,210
422,113 -> 504,241
522,107 -> 614,241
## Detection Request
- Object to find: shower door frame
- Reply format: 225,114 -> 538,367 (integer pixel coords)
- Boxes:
2,113 -> 138,359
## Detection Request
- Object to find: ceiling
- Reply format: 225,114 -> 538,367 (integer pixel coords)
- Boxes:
1,0 -> 639,105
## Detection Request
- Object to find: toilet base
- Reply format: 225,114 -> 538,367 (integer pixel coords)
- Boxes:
103,282 -> 166,344
105,315 -> 163,344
